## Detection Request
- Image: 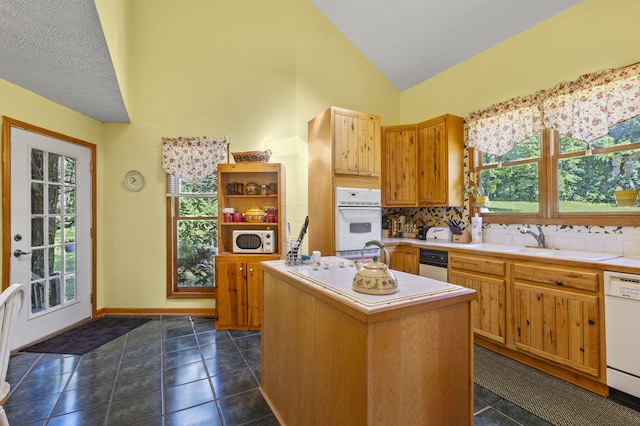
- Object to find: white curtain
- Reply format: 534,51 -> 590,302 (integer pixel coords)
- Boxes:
161,136 -> 229,183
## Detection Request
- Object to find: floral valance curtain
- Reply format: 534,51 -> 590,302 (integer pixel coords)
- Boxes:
467,62 -> 640,155
161,136 -> 229,182
466,97 -> 543,156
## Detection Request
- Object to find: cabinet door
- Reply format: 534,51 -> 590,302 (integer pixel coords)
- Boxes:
417,120 -> 447,205
215,261 -> 247,327
334,111 -> 360,175
357,114 -> 381,177
513,282 -> 600,377
246,262 -> 263,328
382,126 -> 417,206
449,270 -> 506,344
388,246 -> 419,274
334,110 -> 381,177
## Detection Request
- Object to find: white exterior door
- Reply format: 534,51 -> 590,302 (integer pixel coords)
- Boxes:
9,126 -> 93,350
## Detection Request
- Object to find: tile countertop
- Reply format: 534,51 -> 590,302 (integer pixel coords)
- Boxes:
262,257 -> 473,315
382,238 -> 640,273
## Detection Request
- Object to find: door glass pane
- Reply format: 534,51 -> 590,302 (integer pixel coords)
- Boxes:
32,217 -> 44,246
48,153 -> 61,183
65,217 -> 75,242
64,275 -> 76,302
31,183 -> 44,214
64,157 -> 76,184
49,276 -> 61,307
31,149 -> 44,180
51,246 -> 61,275
31,248 -> 45,280
48,217 -> 61,245
48,184 -> 61,214
32,282 -> 45,312
64,187 -> 76,214
65,245 -> 76,273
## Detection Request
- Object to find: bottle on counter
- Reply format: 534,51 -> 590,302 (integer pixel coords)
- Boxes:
471,213 -> 483,243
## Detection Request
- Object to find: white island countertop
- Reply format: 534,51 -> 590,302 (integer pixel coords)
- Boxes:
262,256 -> 471,318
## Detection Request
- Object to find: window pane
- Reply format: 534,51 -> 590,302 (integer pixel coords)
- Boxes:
481,164 -> 539,213
558,148 -> 640,212
482,134 -> 541,165
179,197 -> 218,216
179,174 -> 218,194
561,116 -> 640,155
176,219 -> 217,288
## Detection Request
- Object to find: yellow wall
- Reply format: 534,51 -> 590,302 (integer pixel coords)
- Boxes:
400,0 -> 640,123
100,0 -> 398,309
94,0 -> 132,114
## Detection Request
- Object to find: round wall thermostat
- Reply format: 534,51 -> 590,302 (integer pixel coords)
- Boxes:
124,170 -> 145,191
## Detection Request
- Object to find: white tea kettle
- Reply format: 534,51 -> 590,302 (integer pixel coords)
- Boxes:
352,240 -> 398,295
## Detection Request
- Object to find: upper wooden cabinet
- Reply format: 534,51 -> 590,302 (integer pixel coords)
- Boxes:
382,114 -> 464,207
309,106 -> 381,184
332,107 -> 381,177
382,125 -> 417,206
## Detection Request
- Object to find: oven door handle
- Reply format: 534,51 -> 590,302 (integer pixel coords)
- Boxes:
337,206 -> 381,210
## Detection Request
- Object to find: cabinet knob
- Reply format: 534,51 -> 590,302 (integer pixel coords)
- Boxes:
249,268 -> 254,272
239,267 -> 243,272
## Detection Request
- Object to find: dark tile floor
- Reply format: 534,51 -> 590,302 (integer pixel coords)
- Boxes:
5,316 -> 548,426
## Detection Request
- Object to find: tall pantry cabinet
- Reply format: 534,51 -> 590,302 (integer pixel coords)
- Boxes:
215,163 -> 285,331
307,106 -> 381,256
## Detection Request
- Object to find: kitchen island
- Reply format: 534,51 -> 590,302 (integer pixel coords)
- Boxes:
260,257 -> 477,426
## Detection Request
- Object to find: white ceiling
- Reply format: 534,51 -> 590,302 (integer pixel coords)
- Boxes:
0,0 -> 581,123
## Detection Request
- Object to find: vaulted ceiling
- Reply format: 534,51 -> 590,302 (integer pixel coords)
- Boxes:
0,0 -> 581,123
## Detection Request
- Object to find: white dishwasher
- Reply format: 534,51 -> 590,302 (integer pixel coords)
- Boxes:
604,271 -> 640,402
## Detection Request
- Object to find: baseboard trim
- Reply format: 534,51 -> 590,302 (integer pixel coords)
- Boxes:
97,307 -> 216,317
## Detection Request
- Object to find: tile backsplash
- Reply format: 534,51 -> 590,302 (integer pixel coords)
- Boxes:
382,207 -> 640,258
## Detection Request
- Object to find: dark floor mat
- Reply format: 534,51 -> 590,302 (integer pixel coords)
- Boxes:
21,316 -> 152,355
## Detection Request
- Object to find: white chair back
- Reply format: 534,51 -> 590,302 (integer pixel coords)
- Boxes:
0,284 -> 26,386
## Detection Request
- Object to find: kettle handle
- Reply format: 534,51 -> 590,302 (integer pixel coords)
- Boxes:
361,240 -> 389,264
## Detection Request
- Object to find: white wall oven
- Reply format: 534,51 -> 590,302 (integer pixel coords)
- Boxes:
335,187 -> 382,259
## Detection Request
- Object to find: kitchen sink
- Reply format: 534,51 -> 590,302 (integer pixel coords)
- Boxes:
504,247 -> 621,261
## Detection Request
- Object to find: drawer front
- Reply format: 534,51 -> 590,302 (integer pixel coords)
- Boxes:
449,254 -> 505,276
513,263 -> 598,292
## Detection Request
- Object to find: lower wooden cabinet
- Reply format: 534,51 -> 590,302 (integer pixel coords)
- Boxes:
449,254 -> 507,344
215,254 -> 278,330
388,245 -> 419,275
512,263 -> 601,378
447,250 -> 606,394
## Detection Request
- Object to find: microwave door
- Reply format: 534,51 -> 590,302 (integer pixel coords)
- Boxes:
336,206 -> 382,251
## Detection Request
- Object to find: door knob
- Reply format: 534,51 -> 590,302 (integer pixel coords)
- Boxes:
13,249 -> 32,258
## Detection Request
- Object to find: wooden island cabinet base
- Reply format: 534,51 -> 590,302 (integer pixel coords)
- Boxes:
260,260 -> 476,425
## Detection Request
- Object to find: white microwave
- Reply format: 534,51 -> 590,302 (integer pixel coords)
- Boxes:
232,230 -> 275,253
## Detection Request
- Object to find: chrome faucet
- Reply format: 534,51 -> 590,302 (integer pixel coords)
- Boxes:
520,225 -> 546,248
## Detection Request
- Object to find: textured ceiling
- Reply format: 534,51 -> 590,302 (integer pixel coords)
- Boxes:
0,0 -> 129,123
0,0 -> 581,123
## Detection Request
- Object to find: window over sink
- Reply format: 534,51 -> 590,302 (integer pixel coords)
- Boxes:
471,115 -> 640,225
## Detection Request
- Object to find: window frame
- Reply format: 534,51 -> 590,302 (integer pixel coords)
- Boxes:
472,128 -> 640,226
165,178 -> 217,299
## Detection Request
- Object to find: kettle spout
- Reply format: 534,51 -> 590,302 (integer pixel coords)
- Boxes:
354,260 -> 364,271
